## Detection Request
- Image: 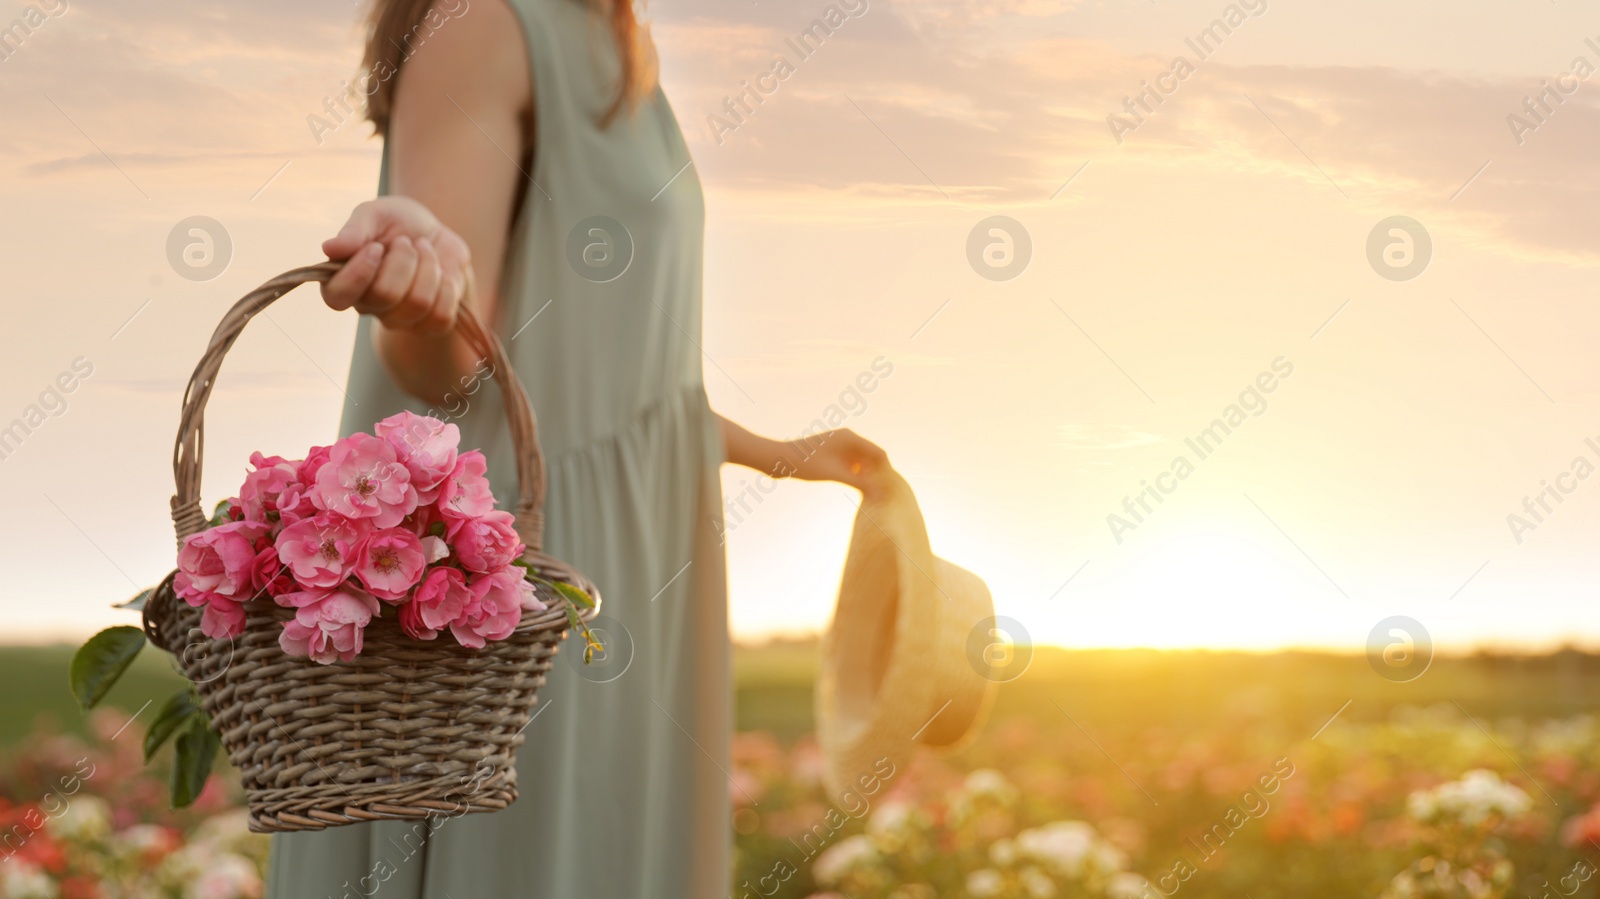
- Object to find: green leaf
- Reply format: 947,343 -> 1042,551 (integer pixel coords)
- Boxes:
207,500 -> 233,528
70,627 -> 146,710
551,580 -> 594,609
114,587 -> 156,611
428,520 -> 447,538
170,715 -> 220,808
144,690 -> 200,762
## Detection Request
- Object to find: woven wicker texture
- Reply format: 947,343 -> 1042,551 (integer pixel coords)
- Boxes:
142,262 -> 599,832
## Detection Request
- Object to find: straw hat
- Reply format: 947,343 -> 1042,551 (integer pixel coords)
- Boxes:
816,468 -> 998,796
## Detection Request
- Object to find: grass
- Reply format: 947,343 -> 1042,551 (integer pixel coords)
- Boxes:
7,638 -> 1598,751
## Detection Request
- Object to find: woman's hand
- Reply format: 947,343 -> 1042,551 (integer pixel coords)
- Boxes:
320,196 -> 474,334
718,416 -> 891,498
780,429 -> 890,496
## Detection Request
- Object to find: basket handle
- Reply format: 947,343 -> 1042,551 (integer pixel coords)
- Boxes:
169,260 -> 548,551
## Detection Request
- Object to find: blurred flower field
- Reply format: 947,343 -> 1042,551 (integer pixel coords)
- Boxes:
0,709 -> 266,899
729,709 -> 1600,898
3,645 -> 1598,898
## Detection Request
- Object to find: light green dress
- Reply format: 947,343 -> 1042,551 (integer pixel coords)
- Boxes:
266,0 -> 731,895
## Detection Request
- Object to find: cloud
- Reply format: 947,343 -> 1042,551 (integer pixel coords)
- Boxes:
1058,423 -> 1165,450
2,0 -> 1594,263
665,15 -> 1599,259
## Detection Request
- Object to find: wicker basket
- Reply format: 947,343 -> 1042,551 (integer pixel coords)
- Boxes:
141,261 -> 600,833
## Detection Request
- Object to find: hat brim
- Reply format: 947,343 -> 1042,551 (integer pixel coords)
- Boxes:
817,471 -> 997,796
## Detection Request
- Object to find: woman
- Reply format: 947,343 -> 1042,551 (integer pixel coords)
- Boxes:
265,0 -> 887,896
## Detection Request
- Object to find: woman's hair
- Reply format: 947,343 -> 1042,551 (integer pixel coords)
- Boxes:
362,0 -> 656,135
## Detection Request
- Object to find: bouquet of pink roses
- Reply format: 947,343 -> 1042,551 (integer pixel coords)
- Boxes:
175,410 -> 548,663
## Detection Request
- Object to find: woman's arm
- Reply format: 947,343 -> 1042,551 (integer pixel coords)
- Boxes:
718,415 -> 890,497
320,0 -> 532,405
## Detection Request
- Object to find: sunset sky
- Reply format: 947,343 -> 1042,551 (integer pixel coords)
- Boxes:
1,0 -> 1596,651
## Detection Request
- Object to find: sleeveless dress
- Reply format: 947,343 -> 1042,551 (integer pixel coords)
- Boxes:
265,0 -> 731,895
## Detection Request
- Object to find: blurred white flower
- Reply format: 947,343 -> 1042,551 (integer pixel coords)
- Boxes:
868,800 -> 913,836
114,823 -> 179,863
988,837 -> 1017,866
812,834 -> 876,885
192,809 -> 254,847
1107,872 -> 1151,899
0,858 -> 58,899
185,852 -> 263,899
961,769 -> 1017,802
1090,840 -> 1128,873
1405,789 -> 1438,822
1408,769 -> 1530,827
1015,821 -> 1096,877
1021,866 -> 1057,898
51,795 -> 111,842
965,868 -> 1004,898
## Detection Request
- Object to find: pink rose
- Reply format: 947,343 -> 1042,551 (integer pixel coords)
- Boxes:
274,481 -> 319,529
452,568 -> 527,648
172,572 -> 211,607
176,520 -> 271,603
277,587 -> 380,664
447,510 -> 524,574
420,535 -> 450,564
375,411 -> 460,504
354,527 -> 427,601
411,567 -> 472,635
399,600 -> 438,641
249,546 -> 295,598
438,451 -> 495,521
198,597 -> 246,641
312,433 -> 418,528
275,514 -> 367,591
406,500 -> 442,540
296,445 -> 332,484
237,452 -> 298,525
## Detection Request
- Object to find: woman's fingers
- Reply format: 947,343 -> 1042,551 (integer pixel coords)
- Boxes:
322,197 -> 440,260
321,242 -> 385,311
383,237 -> 443,330
363,236 -> 420,320
318,198 -> 474,332
322,202 -> 386,261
